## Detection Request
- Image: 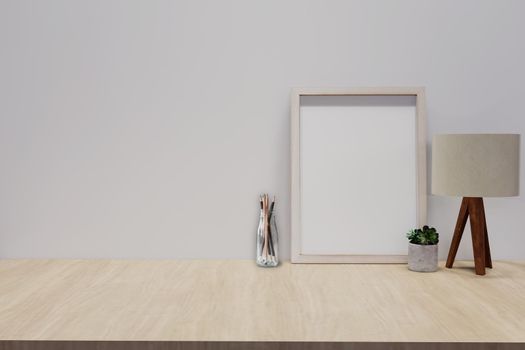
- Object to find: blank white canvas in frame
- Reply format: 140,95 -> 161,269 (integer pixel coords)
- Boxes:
300,95 -> 417,256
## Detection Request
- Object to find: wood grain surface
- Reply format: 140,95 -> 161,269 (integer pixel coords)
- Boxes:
1,341 -> 524,350
0,260 -> 524,343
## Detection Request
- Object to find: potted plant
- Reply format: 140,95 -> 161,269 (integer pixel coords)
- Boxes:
406,225 -> 439,272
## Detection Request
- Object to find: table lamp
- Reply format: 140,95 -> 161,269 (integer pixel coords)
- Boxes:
432,134 -> 520,275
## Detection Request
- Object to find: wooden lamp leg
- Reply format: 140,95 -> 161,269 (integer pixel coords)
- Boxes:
445,198 -> 469,269
480,199 -> 493,269
445,197 -> 493,276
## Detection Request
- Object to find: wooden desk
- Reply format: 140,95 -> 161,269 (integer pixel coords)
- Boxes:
0,260 -> 524,350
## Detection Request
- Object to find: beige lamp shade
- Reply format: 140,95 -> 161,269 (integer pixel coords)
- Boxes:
432,134 -> 520,197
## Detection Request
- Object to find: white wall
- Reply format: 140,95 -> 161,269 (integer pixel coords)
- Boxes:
1,0 -> 524,260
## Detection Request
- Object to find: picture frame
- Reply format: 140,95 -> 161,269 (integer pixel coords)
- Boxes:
290,87 -> 427,263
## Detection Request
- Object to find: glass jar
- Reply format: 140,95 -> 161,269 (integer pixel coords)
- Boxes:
256,209 -> 279,267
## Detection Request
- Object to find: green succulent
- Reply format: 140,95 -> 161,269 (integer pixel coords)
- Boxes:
407,225 -> 439,245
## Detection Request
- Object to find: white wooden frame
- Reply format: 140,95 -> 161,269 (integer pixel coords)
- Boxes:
291,87 -> 427,263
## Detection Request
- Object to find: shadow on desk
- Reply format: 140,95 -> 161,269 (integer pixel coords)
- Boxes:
0,342 -> 524,350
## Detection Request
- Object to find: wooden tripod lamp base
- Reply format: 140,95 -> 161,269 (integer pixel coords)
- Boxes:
446,197 -> 492,276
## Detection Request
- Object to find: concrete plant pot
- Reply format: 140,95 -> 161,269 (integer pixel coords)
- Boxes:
408,243 -> 438,272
